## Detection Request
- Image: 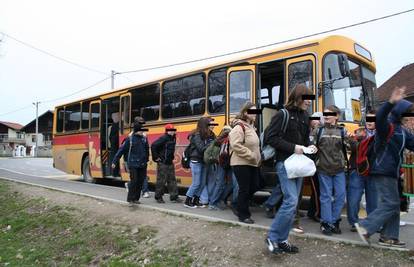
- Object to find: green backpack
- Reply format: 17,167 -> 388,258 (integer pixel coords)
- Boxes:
203,142 -> 221,165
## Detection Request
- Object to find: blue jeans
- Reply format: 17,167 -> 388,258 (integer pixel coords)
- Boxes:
200,165 -> 216,204
222,171 -> 238,206
319,172 -> 346,224
347,170 -> 378,225
142,176 -> 149,193
210,166 -> 227,206
360,176 -> 400,239
264,176 -> 282,209
186,162 -> 207,198
268,162 -> 303,243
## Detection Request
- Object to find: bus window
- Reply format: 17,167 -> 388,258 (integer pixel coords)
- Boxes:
56,108 -> 64,133
323,53 -> 364,122
288,60 -> 313,94
81,101 -> 90,130
90,103 -> 100,130
208,69 -> 226,114
229,70 -> 252,113
64,103 -> 81,132
131,84 -> 160,121
120,96 -> 130,128
162,73 -> 205,119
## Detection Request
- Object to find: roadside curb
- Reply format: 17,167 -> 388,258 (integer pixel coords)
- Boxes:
0,175 -> 409,252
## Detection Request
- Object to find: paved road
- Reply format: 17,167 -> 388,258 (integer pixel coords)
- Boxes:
0,157 -> 413,251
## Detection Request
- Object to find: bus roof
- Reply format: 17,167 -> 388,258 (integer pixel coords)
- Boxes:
55,35 -> 374,108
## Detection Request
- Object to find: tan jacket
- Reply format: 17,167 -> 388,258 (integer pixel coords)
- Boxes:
229,119 -> 261,167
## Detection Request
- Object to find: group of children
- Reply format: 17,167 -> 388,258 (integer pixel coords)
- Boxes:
111,85 -> 413,254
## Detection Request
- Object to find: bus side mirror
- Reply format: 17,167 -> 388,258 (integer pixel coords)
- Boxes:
338,54 -> 351,78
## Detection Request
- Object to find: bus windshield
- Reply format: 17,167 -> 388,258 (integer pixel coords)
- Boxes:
323,53 -> 376,122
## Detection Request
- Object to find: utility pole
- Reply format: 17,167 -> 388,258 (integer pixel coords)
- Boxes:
32,101 -> 40,157
111,70 -> 119,90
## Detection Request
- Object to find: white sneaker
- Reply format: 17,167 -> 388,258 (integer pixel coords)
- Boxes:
124,183 -> 129,193
143,192 -> 150,198
400,221 -> 406,227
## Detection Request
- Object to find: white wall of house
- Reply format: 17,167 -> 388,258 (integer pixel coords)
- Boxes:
25,133 -> 44,147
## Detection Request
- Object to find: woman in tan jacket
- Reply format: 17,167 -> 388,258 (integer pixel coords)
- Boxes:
229,102 -> 261,224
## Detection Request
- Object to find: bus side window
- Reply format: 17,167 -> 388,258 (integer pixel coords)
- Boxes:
120,96 -> 130,133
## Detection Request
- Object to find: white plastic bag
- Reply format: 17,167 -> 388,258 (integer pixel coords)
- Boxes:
284,153 -> 316,179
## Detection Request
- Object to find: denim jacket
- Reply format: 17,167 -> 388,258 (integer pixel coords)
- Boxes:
370,100 -> 414,178
113,133 -> 149,169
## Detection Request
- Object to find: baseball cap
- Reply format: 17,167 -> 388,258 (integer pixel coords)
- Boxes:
165,124 -> 175,131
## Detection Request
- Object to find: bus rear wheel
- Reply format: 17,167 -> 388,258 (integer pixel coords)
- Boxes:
82,157 -> 96,183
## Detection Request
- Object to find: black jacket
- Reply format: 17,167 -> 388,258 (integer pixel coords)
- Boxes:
151,134 -> 176,165
189,132 -> 215,163
266,106 -> 310,162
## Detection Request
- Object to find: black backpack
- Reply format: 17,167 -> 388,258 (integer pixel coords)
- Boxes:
181,143 -> 191,169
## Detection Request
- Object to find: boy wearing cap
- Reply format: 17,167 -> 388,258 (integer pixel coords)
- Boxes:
151,124 -> 180,203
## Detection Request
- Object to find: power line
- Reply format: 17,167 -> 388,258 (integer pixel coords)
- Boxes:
0,31 -> 108,76
0,104 -> 33,118
0,76 -> 111,117
42,76 -> 111,103
120,8 -> 414,74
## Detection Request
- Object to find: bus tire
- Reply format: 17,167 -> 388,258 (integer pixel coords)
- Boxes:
82,157 -> 96,183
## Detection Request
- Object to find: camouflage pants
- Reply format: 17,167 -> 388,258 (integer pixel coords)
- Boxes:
155,163 -> 178,200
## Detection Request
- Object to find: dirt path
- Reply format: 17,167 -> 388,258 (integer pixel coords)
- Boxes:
8,181 -> 413,267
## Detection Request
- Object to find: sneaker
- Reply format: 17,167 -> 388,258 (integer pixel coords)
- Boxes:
350,225 -> 357,232
155,197 -> 165,204
192,196 -> 202,207
124,183 -> 129,193
378,238 -> 406,248
355,223 -> 370,245
170,197 -> 182,203
332,220 -> 342,234
400,221 -> 407,227
208,205 -> 219,210
132,200 -> 141,204
292,226 -> 304,234
199,202 -> 208,208
184,197 -> 196,208
320,222 -> 332,236
277,241 -> 299,254
265,207 -> 275,219
265,238 -> 281,254
127,201 -> 135,207
142,192 -> 150,198
239,218 -> 254,224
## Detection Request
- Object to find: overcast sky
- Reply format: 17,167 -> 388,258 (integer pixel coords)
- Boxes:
1,0 -> 413,125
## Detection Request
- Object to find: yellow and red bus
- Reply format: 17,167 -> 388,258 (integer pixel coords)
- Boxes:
53,35 -> 377,191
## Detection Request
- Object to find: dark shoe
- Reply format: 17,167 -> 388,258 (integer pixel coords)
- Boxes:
265,207 -> 275,219
192,196 -> 202,207
277,241 -> 299,254
231,206 -> 239,217
350,225 -> 357,232
355,223 -> 370,245
332,220 -> 342,234
132,200 -> 141,204
155,197 -> 165,204
378,238 -> 406,248
265,238 -> 281,254
170,197 -> 182,203
320,222 -> 333,236
239,218 -> 254,224
184,196 -> 196,208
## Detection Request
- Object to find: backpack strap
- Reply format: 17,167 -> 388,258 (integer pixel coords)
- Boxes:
281,108 -> 289,134
339,127 -> 350,172
236,123 -> 246,144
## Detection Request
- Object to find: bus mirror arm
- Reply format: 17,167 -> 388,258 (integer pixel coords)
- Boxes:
338,54 -> 351,78
317,77 -> 346,95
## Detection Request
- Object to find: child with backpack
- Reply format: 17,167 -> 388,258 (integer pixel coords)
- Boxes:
206,125 -> 233,210
347,110 -> 378,232
356,86 -> 414,248
313,105 -> 352,236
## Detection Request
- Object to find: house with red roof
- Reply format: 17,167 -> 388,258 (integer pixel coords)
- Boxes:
376,63 -> 414,104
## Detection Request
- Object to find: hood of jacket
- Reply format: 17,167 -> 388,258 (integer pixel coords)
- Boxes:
389,99 -> 412,124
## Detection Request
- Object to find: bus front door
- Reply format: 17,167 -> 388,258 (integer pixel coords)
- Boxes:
226,66 -> 256,125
